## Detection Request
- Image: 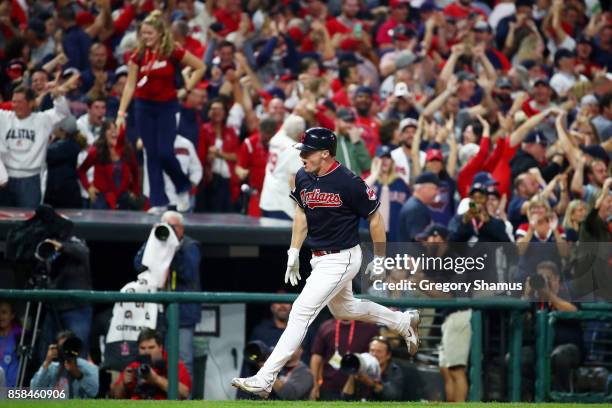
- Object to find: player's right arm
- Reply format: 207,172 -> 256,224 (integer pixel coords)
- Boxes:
290,206 -> 307,249
285,206 -> 307,286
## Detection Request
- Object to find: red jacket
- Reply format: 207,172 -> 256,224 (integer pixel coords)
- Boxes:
78,127 -> 140,209
198,122 -> 241,202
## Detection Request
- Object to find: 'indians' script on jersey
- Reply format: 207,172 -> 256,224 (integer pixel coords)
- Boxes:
300,188 -> 343,209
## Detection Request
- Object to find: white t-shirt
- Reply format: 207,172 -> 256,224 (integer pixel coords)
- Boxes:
76,113 -> 101,146
549,72 -> 588,97
390,146 -> 425,186
0,96 -> 69,178
143,135 -> 203,206
259,129 -> 302,218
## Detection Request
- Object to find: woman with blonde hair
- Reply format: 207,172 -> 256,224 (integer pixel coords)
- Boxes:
117,10 -> 205,214
562,199 -> 588,242
365,145 -> 410,242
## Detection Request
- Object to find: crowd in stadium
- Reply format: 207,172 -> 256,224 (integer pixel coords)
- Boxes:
0,0 -> 611,402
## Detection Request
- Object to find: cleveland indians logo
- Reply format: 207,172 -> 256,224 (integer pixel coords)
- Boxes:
300,189 -> 343,209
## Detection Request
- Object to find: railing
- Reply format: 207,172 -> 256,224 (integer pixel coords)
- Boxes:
2,289 -> 606,401
535,306 -> 612,403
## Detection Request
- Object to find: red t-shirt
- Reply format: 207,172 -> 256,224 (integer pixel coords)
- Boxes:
113,353 -> 191,400
214,9 -> 241,36
198,123 -> 241,202
491,137 -> 518,199
326,17 -> 363,37
237,133 -> 269,216
443,2 -> 487,20
131,47 -> 186,102
376,19 -> 400,47
355,115 -> 380,157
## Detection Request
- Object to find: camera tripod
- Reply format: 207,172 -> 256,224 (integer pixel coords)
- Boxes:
15,259 -> 62,388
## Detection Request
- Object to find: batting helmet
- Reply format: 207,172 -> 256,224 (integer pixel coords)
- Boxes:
294,127 -> 337,156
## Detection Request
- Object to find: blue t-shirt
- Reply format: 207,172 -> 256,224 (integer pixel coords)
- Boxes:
428,177 -> 456,227
370,178 -> 411,243
0,327 -> 20,387
399,196 -> 432,241
290,162 -> 380,251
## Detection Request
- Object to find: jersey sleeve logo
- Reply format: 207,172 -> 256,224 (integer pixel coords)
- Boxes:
300,188 -> 343,209
366,185 -> 377,201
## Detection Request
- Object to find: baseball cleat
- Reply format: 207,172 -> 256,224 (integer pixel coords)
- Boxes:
398,309 -> 420,356
231,376 -> 271,399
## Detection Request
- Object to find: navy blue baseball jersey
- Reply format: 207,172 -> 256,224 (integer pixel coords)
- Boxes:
289,161 -> 380,251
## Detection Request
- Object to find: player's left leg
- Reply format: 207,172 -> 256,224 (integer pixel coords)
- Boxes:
232,244 -> 362,397
327,282 -> 420,355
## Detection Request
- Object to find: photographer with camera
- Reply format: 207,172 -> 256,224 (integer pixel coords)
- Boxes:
523,261 -> 583,392
133,211 -> 201,379
341,336 -> 404,401
36,232 -> 93,363
110,328 -> 191,399
31,330 -> 98,398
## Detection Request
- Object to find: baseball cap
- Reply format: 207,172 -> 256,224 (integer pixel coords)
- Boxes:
473,21 -> 491,32
265,86 -> 286,100
390,0 -> 410,8
62,67 -> 80,78
580,94 -> 598,107
469,181 -> 488,195
473,171 -> 498,187
532,77 -> 550,87
496,77 -> 512,89
355,86 -> 373,96
425,148 -> 443,162
58,115 -> 78,133
416,223 -> 449,241
456,70 -> 476,82
399,117 -> 418,131
337,107 -> 356,122
114,65 -> 128,78
486,185 -> 501,198
414,171 -> 441,186
576,35 -> 594,47
524,130 -> 548,145
28,19 -> 46,40
376,145 -> 393,158
391,25 -> 416,42
420,0 -> 441,12
394,82 -> 410,98
580,144 -> 609,164
554,48 -> 575,66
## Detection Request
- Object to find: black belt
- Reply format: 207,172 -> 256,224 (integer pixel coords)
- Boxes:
312,250 -> 341,257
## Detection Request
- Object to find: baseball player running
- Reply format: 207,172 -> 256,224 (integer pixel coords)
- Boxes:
231,127 -> 419,398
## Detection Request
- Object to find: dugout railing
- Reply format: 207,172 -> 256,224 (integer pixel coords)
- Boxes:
0,289 -> 608,402
535,304 -> 612,403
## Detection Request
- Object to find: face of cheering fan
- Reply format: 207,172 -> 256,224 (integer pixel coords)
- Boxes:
140,23 -> 162,49
105,122 -> 119,147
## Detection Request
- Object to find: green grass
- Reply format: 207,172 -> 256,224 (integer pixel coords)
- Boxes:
1,401 -> 602,408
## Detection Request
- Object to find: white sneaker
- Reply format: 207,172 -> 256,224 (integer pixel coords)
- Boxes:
231,376 -> 271,399
398,309 -> 420,356
176,191 -> 191,213
147,206 -> 167,215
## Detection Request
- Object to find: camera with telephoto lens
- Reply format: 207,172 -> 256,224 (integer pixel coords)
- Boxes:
154,224 -> 175,242
133,354 -> 167,399
243,340 -> 271,366
55,336 -> 82,364
529,274 -> 547,291
35,240 -> 58,262
340,352 -> 381,380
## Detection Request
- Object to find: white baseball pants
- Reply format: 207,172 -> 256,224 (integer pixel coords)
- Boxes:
257,244 -> 405,383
